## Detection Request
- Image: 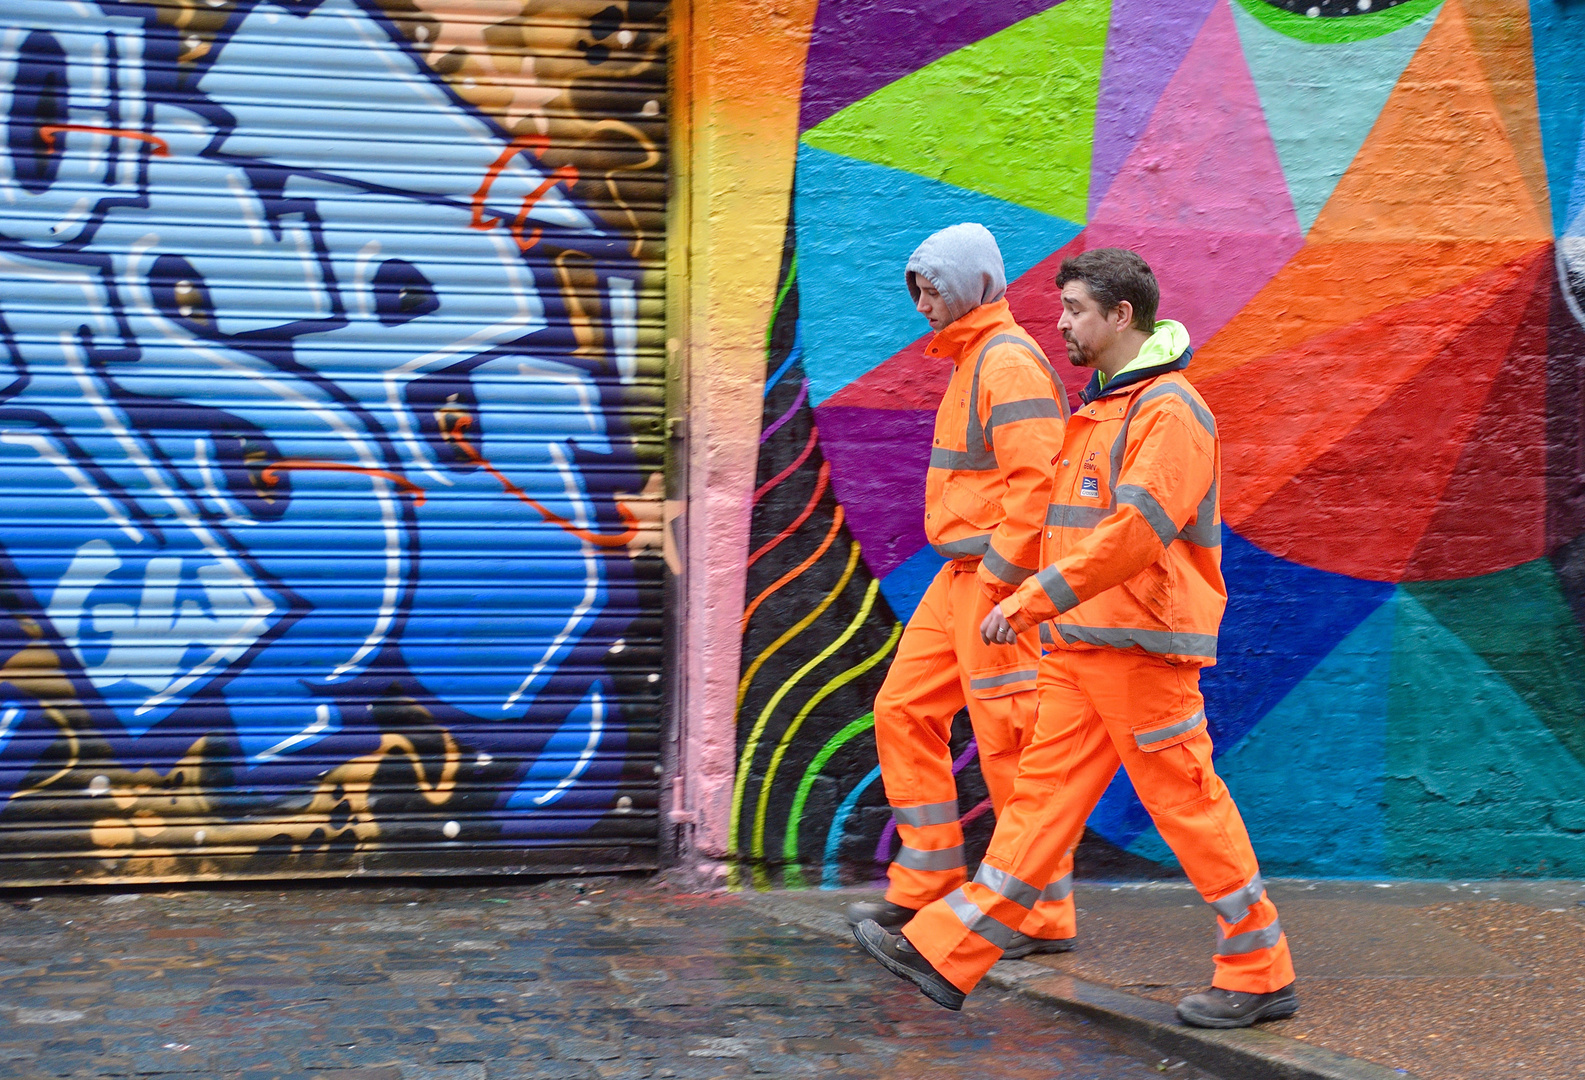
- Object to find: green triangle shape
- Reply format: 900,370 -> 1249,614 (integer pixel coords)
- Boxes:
800,0 -> 1110,223
1385,589 -> 1585,877
1404,559 -> 1585,770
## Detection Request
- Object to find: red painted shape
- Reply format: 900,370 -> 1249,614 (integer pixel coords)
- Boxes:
469,135 -> 576,252
1230,247 -> 1553,581
262,459 -> 426,506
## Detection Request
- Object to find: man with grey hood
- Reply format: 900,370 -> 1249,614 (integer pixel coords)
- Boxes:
844,223 -> 1076,954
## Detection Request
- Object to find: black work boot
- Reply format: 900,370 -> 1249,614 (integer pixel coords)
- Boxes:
1001,931 -> 1077,960
850,920 -> 966,1011
843,897 -> 917,932
1176,984 -> 1298,1028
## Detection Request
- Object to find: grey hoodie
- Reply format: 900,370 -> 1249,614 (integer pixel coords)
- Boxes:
905,222 -> 1008,327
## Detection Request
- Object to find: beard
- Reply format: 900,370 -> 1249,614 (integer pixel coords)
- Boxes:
1064,337 -> 1094,368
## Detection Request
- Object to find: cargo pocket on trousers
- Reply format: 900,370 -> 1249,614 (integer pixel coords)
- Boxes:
1130,707 -> 1208,753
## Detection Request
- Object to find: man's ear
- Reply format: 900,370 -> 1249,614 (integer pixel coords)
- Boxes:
1113,300 -> 1134,331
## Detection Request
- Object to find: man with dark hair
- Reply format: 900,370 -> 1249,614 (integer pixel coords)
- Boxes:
844,222 -> 1077,958
852,248 -> 1299,1030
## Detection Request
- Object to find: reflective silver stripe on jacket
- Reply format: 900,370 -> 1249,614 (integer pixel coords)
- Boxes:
1039,622 -> 1054,646
932,534 -> 991,559
1108,380 -> 1215,518
982,546 -> 1036,584
929,446 -> 995,471
968,669 -> 1038,692
944,887 -> 1017,950
894,844 -> 966,872
1217,918 -> 1283,956
969,333 -> 1045,464
1038,872 -> 1074,903
972,862 -> 1041,909
891,800 -> 960,828
1208,872 -> 1265,924
1134,709 -> 1207,750
1048,503 -> 1110,530
1054,624 -> 1218,660
1115,483 -> 1179,548
987,396 -> 1065,434
1035,564 -> 1080,614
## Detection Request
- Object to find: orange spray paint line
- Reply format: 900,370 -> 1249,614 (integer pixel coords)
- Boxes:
468,135 -> 578,251
39,125 -> 170,156
444,414 -> 637,549
261,460 -> 427,507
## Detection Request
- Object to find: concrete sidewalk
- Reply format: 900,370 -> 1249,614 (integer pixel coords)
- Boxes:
745,879 -> 1585,1080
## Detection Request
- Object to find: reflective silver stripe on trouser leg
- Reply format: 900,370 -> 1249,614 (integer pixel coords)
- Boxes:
943,888 -> 1016,949
1208,872 -> 1264,924
894,844 -> 966,872
1217,918 -> 1283,956
891,801 -> 960,828
1037,873 -> 1073,903
1133,708 -> 1206,750
972,863 -> 1040,909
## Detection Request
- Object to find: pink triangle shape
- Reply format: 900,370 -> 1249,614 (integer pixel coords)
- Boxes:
1091,0 -> 1300,240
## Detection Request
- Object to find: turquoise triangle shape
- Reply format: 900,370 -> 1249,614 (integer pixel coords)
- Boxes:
1386,591 -> 1585,876
1230,1 -> 1440,234
794,145 -> 1082,406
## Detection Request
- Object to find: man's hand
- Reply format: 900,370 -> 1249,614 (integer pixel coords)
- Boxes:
981,606 -> 1017,645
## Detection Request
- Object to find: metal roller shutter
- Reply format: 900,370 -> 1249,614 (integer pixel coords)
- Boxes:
0,0 -> 667,884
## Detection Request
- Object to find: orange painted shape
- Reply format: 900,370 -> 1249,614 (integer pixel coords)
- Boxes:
39,125 -> 170,156
1227,247 -> 1552,581
1306,0 -> 1551,244
1194,239 -> 1551,381
1204,248 -> 1550,530
1457,0 -> 1552,230
262,460 -> 427,506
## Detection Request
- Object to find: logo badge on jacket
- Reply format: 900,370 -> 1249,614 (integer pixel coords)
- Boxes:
1081,476 -> 1100,498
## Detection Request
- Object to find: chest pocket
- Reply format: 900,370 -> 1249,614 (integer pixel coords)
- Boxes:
940,478 -> 1001,530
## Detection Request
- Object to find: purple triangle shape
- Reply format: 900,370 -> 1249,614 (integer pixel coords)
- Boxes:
1087,0 -> 1219,217
799,0 -> 1067,133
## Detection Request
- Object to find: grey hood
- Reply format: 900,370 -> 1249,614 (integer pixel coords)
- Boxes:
905,222 -> 1007,326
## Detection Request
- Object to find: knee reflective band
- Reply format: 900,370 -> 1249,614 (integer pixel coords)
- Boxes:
1039,872 -> 1074,902
896,844 -> 966,872
1208,873 -> 1264,924
968,669 -> 1038,694
1133,708 -> 1206,751
891,801 -> 960,828
944,888 -> 1017,949
1217,918 -> 1284,956
972,863 -> 1041,909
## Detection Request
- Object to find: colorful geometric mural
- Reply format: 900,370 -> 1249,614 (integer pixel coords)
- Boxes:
734,0 -> 1585,884
0,0 -> 666,882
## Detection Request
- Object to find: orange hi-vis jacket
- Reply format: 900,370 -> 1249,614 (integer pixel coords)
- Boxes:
923,299 -> 1069,602
1001,349 -> 1226,667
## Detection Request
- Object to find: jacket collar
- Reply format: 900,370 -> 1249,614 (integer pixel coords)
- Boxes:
1078,346 -> 1193,404
924,298 -> 1016,365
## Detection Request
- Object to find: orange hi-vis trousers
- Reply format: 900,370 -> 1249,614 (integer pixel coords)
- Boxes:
873,562 -> 1075,940
904,647 -> 1295,995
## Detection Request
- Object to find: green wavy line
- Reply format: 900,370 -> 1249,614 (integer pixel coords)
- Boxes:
782,712 -> 879,869
766,248 -> 799,350
752,606 -> 899,860
728,542 -> 860,855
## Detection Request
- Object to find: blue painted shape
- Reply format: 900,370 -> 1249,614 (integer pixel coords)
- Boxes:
1386,592 -> 1585,876
1532,0 -> 1585,237
1191,598 -> 1396,875
1085,528 -> 1395,850
1230,1 -> 1439,234
507,681 -> 612,810
823,764 -> 883,888
795,145 -> 1082,405
878,545 -> 944,624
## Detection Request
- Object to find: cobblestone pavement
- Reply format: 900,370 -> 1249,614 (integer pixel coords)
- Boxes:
0,876 -> 1210,1080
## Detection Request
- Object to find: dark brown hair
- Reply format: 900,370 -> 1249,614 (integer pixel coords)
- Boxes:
1055,248 -> 1159,332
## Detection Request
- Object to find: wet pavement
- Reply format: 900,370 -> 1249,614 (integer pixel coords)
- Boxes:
770,880 -> 1585,1080
0,876 -> 1211,1080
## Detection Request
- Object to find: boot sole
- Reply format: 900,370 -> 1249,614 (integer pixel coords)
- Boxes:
1002,937 -> 1077,960
1176,995 -> 1299,1029
851,922 -> 965,1012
